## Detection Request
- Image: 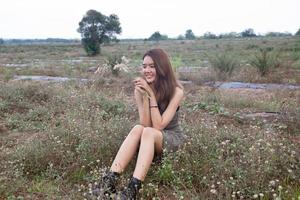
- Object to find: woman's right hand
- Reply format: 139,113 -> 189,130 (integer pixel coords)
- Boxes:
134,86 -> 150,99
133,77 -> 152,98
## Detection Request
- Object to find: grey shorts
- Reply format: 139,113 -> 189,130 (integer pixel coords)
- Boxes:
152,128 -> 186,164
162,128 -> 187,153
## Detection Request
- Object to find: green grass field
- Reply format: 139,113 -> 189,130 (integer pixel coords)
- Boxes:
0,37 -> 299,199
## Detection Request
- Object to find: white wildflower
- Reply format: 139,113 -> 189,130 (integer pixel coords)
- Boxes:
210,189 -> 217,194
259,193 -> 264,197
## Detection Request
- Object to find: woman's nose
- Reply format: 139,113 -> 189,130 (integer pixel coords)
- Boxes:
144,66 -> 150,72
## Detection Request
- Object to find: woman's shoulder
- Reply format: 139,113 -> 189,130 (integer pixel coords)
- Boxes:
174,86 -> 184,99
175,86 -> 184,93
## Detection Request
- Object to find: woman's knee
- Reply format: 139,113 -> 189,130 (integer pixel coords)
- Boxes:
141,127 -> 163,152
128,124 -> 144,139
141,127 -> 162,140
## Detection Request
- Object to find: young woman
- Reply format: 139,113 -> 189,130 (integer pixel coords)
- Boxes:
90,48 -> 186,200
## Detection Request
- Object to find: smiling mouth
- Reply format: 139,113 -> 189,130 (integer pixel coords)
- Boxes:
145,74 -> 153,78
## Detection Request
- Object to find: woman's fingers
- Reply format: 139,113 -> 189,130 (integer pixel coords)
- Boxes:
133,77 -> 151,98
135,86 -> 144,93
134,79 -> 145,88
133,77 -> 147,85
135,86 -> 150,98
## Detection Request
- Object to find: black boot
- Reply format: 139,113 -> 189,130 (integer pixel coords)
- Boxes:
115,177 -> 142,200
86,171 -> 120,199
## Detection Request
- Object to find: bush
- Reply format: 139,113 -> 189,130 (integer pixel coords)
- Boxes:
250,48 -> 280,76
209,53 -> 239,80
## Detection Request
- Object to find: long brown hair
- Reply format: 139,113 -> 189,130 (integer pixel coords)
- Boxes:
143,48 -> 182,111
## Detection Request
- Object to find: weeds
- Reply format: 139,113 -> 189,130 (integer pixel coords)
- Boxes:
104,55 -> 130,76
0,38 -> 300,199
190,102 -> 225,114
170,55 -> 183,72
250,48 -> 280,76
208,53 -> 239,80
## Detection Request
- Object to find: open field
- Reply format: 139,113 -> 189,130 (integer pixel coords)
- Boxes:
0,37 -> 300,199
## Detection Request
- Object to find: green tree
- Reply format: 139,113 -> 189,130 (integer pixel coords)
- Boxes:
148,31 -> 168,41
219,32 -> 241,38
295,29 -> 300,36
265,32 -> 292,37
241,28 -> 256,37
77,10 -> 121,56
185,29 -> 196,40
177,35 -> 185,40
203,32 -> 217,39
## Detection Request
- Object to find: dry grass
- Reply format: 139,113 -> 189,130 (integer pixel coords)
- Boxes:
0,37 -> 300,199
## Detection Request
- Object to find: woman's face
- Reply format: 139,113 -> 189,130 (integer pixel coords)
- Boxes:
142,55 -> 156,84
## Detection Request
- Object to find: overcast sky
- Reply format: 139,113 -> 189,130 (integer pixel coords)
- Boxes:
0,0 -> 299,39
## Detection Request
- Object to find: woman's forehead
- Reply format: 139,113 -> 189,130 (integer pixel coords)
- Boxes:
143,55 -> 154,64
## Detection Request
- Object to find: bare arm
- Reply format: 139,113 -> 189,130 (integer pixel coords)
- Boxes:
133,77 -> 183,130
134,87 -> 151,127
149,87 -> 184,130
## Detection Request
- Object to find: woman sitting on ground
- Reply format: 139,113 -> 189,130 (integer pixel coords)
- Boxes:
90,48 -> 186,200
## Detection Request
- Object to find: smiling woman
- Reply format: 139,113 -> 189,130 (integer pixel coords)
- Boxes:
87,48 -> 187,200
142,56 -> 156,83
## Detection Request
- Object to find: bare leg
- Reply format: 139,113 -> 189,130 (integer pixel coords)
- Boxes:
133,127 -> 163,181
110,125 -> 144,173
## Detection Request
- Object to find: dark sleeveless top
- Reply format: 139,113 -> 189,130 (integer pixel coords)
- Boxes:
158,105 -> 186,152
158,105 -> 180,131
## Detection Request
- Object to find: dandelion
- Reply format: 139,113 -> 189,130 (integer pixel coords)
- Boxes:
253,194 -> 258,199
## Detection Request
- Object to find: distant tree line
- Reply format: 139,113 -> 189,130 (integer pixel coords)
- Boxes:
147,28 -> 300,41
2,6 -> 300,57
1,27 -> 299,47
0,38 -> 80,45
